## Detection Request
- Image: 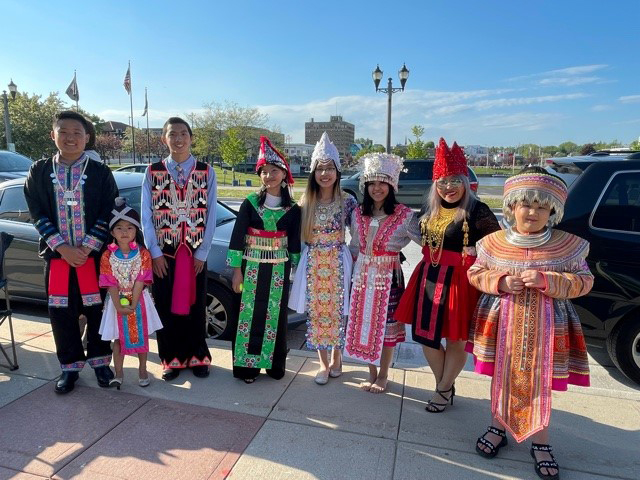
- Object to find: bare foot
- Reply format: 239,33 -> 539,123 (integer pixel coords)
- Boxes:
369,376 -> 388,393
360,371 -> 377,391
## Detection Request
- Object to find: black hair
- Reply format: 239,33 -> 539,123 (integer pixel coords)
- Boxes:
163,117 -> 193,137
85,120 -> 96,150
361,182 -> 398,216
107,220 -> 145,247
52,110 -> 90,133
257,185 -> 293,208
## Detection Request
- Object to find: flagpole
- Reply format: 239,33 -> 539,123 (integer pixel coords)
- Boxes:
75,71 -> 79,111
128,61 -> 136,163
145,87 -> 151,163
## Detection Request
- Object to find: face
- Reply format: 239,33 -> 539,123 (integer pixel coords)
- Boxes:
259,164 -> 286,190
511,201 -> 551,234
51,119 -> 89,159
314,161 -> 337,189
367,181 -> 390,205
435,175 -> 465,204
162,122 -> 192,156
111,220 -> 137,246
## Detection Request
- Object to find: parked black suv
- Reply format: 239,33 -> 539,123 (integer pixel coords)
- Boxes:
554,159 -> 640,384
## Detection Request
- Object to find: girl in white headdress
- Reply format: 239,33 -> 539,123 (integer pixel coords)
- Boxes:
345,153 -> 421,393
289,133 -> 358,385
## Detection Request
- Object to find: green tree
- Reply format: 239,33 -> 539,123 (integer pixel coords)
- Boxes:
392,144 -> 407,157
580,143 -> 596,155
354,144 -> 385,160
354,137 -> 373,147
558,141 -> 578,156
219,128 -> 247,183
630,137 -> 640,150
406,125 -> 428,159
191,101 -> 269,161
425,140 -> 435,149
0,91 -> 65,159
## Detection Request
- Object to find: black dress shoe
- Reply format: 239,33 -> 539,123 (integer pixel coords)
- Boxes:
192,365 -> 210,378
94,366 -> 115,388
55,371 -> 79,394
162,368 -> 180,381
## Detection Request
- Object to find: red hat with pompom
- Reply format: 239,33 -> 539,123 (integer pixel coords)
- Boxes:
255,136 -> 294,185
432,137 -> 468,181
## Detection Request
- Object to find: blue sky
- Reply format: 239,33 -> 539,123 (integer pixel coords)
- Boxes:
2,0 -> 639,147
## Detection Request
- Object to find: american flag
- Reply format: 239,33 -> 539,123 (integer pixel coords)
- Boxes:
123,65 -> 131,94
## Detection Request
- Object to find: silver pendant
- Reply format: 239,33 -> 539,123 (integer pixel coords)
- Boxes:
66,201 -> 78,206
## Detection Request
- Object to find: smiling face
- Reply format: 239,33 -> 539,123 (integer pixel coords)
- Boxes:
259,164 -> 286,191
511,200 -> 551,234
51,119 -> 89,161
435,175 -> 465,204
314,160 -> 337,190
367,181 -> 390,206
111,219 -> 137,248
162,122 -> 192,159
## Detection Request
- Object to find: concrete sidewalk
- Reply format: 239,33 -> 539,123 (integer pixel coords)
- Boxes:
1,311 -> 639,479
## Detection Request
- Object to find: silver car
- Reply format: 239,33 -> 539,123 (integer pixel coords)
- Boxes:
0,172 -> 241,339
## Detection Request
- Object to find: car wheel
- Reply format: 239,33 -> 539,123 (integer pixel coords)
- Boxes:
206,281 -> 236,340
606,314 -> 640,385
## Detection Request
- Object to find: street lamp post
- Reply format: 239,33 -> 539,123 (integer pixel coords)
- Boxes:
2,79 -> 17,151
372,64 -> 409,153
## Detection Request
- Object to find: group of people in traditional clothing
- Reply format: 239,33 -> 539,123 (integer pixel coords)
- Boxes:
24,110 -> 592,480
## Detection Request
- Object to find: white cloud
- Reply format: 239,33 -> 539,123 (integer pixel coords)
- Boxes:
591,104 -> 613,111
619,95 -> 640,103
251,89 -> 585,143
507,64 -> 608,82
539,76 -> 602,86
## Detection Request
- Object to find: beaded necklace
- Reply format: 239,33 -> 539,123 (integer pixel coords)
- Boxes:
421,207 -> 469,266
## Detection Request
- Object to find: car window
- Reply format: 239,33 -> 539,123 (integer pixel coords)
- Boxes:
0,152 -> 33,172
591,171 -> 640,233
0,186 -> 31,222
118,186 -> 143,212
400,162 -> 433,181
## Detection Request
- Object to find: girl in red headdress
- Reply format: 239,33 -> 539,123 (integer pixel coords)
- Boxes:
226,136 -> 301,383
395,138 -> 500,412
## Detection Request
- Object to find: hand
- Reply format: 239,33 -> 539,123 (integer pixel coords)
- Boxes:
462,246 -> 477,257
115,305 -> 135,316
521,269 -> 545,289
498,275 -> 525,294
194,258 -> 205,275
152,256 -> 168,278
57,244 -> 88,267
80,246 -> 92,256
232,268 -> 243,294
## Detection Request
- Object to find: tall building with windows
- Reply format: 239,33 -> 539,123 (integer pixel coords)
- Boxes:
305,116 -> 355,161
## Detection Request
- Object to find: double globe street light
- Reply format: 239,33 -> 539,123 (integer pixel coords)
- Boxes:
372,64 -> 409,153
2,79 -> 18,151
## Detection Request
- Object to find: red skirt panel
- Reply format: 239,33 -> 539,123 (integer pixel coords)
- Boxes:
395,248 -> 479,347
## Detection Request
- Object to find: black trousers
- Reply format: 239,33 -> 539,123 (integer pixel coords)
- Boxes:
231,260 -> 289,381
44,258 -> 112,371
152,255 -> 211,369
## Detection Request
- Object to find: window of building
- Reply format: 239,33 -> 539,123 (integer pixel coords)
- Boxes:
591,171 -> 640,233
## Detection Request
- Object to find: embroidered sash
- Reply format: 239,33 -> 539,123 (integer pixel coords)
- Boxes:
48,258 -> 101,307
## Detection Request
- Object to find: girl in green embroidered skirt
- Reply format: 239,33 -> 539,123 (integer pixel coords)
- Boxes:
226,136 -> 301,383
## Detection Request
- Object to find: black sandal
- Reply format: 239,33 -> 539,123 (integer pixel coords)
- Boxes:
476,426 -> 508,458
530,443 -> 559,480
424,385 -> 455,413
